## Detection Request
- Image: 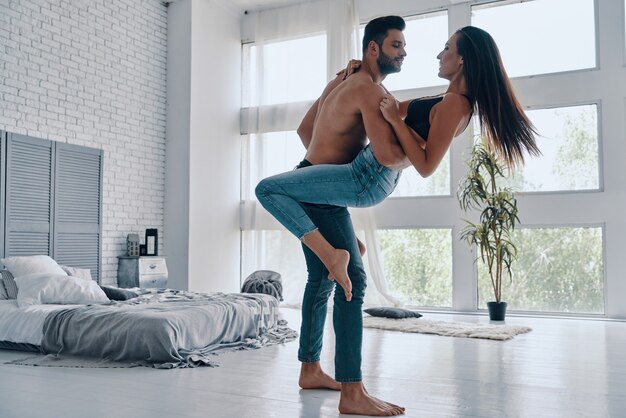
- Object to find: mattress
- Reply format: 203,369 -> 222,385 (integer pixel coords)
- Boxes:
0,300 -> 81,345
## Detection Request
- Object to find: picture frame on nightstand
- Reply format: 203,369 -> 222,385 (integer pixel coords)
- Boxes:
145,228 -> 158,256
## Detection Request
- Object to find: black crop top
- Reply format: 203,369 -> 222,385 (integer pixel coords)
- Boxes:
403,95 -> 444,140
404,94 -> 473,140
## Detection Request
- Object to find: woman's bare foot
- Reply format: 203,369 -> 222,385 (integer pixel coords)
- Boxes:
339,382 -> 405,416
326,249 -> 352,301
299,362 -> 341,390
301,231 -> 352,301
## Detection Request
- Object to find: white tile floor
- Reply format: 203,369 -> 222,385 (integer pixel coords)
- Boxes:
0,308 -> 625,418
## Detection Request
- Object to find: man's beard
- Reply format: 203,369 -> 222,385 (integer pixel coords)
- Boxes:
377,50 -> 401,75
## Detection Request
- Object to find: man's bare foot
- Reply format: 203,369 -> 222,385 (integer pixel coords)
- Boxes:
339,382 -> 405,416
326,249 -> 352,301
299,362 -> 341,390
357,237 -> 366,257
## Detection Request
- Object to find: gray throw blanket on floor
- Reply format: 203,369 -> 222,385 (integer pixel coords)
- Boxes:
38,289 -> 297,368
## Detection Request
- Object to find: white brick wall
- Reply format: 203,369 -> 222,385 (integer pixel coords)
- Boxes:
0,0 -> 168,285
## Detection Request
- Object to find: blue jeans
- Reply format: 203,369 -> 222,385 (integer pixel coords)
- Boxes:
255,145 -> 401,239
297,202 -> 365,382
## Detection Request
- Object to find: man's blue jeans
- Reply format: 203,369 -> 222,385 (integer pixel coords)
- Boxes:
255,145 -> 401,239
297,202 -> 366,383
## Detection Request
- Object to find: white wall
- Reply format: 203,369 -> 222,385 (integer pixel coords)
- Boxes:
0,0 -> 168,286
165,0 -> 242,293
0,0 -> 243,291
164,0 -> 192,291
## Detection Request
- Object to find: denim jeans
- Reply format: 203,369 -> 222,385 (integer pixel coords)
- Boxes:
297,202 -> 365,383
255,145 -> 401,239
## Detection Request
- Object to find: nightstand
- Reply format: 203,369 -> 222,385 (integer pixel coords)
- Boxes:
117,256 -> 168,288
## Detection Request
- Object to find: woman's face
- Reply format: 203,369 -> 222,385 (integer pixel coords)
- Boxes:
436,33 -> 464,81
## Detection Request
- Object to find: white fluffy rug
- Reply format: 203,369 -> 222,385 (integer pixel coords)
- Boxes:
363,316 -> 532,341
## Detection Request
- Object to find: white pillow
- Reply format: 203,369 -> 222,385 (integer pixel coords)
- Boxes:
1,255 -> 67,277
15,273 -> 109,308
60,265 -> 93,281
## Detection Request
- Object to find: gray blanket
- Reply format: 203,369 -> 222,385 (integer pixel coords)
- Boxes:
40,289 -> 297,368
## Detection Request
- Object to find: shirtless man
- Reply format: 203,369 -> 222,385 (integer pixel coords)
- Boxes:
293,15 -> 409,417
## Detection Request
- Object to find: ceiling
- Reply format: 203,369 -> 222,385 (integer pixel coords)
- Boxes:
181,0 -> 469,16
226,0 -> 469,14
221,0 -> 314,14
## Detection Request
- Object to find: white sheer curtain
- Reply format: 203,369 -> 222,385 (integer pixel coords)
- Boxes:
242,0 -> 403,307
241,1 -> 326,306
326,0 -> 403,307
351,209 -> 403,307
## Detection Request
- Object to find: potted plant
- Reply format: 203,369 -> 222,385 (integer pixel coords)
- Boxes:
457,142 -> 519,321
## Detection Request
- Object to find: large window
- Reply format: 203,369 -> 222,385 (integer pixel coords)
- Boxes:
379,228 -> 453,308
502,104 -> 600,192
243,34 -> 327,106
472,0 -> 596,77
241,32 -> 328,303
478,227 -> 605,314
390,150 -> 450,197
241,0 -> 623,319
243,131 -> 305,199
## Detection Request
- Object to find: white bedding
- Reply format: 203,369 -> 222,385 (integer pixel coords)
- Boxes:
0,300 -> 81,345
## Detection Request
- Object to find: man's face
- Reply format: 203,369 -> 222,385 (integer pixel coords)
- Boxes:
377,29 -> 406,75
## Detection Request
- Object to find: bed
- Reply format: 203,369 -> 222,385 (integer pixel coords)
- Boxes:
0,256 -> 297,369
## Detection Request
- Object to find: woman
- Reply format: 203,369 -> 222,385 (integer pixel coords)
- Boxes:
255,26 -> 540,299
380,26 -> 539,174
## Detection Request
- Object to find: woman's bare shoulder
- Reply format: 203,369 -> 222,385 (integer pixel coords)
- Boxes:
442,92 -> 472,108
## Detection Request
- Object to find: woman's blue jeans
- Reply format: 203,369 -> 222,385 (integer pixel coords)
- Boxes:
255,145 -> 401,239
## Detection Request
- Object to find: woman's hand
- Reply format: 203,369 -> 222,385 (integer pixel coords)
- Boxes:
380,93 -> 401,123
336,59 -> 362,80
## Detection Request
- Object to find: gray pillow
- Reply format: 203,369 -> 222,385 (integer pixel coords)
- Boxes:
241,270 -> 283,301
364,307 -> 422,319
0,273 -> 8,300
99,286 -> 139,301
1,270 -> 18,299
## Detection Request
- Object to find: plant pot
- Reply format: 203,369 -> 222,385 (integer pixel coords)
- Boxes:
487,301 -> 507,321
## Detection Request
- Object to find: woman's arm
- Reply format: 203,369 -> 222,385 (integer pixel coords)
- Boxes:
398,99 -> 412,119
380,93 -> 468,177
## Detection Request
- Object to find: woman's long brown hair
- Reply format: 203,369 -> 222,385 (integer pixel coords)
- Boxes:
456,26 -> 541,167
